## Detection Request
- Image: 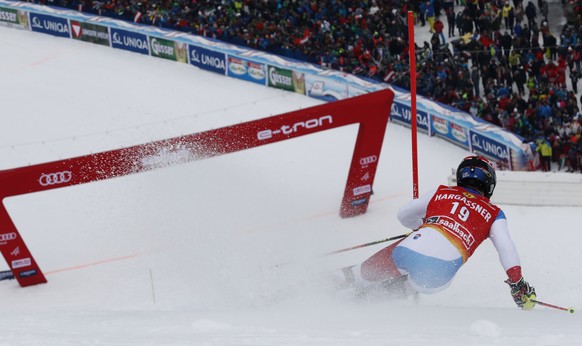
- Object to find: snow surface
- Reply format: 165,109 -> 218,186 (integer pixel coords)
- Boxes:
1,24 -> 581,346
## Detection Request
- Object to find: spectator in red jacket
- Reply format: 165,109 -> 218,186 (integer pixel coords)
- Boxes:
433,17 -> 446,44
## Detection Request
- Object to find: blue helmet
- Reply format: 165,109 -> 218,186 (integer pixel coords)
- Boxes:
456,155 -> 497,198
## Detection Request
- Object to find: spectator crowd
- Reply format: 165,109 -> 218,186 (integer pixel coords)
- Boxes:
28,0 -> 582,173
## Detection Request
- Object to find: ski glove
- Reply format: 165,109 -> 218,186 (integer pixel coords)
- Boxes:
506,278 -> 536,310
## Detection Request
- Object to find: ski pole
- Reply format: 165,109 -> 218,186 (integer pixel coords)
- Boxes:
323,232 -> 411,256
530,299 -> 575,314
273,232 -> 411,268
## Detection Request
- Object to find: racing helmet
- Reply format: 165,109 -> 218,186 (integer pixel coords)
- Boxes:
456,155 -> 497,199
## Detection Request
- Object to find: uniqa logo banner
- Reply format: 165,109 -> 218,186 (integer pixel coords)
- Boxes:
390,101 -> 429,131
110,27 -> 149,55
470,130 -> 510,161
30,12 -> 70,38
189,45 -> 226,75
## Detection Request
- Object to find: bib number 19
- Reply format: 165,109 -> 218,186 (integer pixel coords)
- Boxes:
450,202 -> 470,221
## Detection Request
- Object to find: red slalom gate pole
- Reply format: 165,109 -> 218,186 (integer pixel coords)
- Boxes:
408,11 -> 419,199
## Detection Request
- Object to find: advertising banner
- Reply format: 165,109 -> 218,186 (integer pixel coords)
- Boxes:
189,45 -> 226,75
431,115 -> 470,147
149,36 -> 187,63
390,101 -> 430,133
70,20 -> 109,46
30,12 -> 70,38
268,65 -> 306,95
227,56 -> 266,85
110,27 -> 149,55
469,129 -> 511,163
0,6 -> 28,29
305,75 -> 349,101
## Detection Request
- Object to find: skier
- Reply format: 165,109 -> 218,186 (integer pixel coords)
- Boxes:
343,155 -> 537,310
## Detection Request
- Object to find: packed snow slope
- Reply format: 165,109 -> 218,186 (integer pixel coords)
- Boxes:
0,26 -> 581,345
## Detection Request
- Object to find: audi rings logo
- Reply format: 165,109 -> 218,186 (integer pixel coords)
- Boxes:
0,232 -> 17,242
359,155 -> 378,166
39,171 -> 73,186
